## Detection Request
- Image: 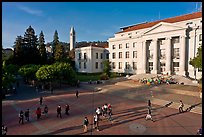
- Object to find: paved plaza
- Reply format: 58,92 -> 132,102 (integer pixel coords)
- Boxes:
2,78 -> 202,135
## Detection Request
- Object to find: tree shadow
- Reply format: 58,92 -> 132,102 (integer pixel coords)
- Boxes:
153,102 -> 202,122
152,101 -> 173,111
185,102 -> 202,112
44,124 -> 83,135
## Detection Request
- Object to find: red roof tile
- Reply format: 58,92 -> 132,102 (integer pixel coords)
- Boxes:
117,12 -> 202,34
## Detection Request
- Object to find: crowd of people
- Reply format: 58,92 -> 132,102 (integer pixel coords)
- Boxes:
83,103 -> 113,133
139,74 -> 178,86
17,96 -> 71,125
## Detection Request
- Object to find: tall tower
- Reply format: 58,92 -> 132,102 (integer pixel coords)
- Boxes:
70,26 -> 76,51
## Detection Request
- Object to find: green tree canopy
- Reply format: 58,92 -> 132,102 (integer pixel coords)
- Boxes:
189,44 -> 202,69
38,31 -> 47,64
102,60 -> 111,77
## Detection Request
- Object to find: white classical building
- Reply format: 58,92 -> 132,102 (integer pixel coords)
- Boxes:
108,11 -> 202,79
75,45 -> 109,73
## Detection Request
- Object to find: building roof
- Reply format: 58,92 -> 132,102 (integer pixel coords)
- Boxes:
117,12 -> 202,34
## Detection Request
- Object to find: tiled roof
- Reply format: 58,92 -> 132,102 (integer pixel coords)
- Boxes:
117,12 -> 202,34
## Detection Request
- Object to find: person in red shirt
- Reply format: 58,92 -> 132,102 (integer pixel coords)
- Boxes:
36,107 -> 41,120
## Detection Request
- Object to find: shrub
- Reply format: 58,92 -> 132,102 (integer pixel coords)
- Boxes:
100,73 -> 109,80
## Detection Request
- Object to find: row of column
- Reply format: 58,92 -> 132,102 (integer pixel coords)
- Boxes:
141,36 -> 186,75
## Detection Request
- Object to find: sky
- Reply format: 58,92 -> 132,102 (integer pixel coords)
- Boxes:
2,2 -> 202,49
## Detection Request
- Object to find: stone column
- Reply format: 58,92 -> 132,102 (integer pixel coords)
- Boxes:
165,37 -> 172,75
179,35 -> 186,76
142,41 -> 147,73
152,39 -> 158,74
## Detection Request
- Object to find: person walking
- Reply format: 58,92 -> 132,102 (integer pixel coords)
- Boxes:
93,115 -> 99,131
145,107 -> 153,121
179,100 -> 184,113
76,90 -> 79,98
83,117 -> 89,133
148,100 -> 151,109
36,107 -> 41,120
40,96 -> 43,105
24,109 -> 30,122
65,104 -> 70,115
57,105 -> 62,118
44,105 -> 48,118
19,110 -> 24,124
108,107 -> 113,123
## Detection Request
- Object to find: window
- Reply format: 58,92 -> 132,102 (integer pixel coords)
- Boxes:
173,62 -> 179,67
112,53 -> 116,59
173,62 -> 179,72
199,34 -> 202,41
119,62 -> 122,69
96,53 -> 98,59
125,62 -> 129,69
112,45 -> 116,49
173,37 -> 180,43
126,43 -> 129,48
95,62 -> 98,69
119,44 -> 122,49
112,62 -> 115,69
149,50 -> 153,59
78,53 -> 81,60
125,51 -> 129,58
84,53 -> 87,59
84,62 -> 86,69
100,62 -> 103,69
79,62 -> 81,69
133,62 -> 137,70
149,62 -> 153,71
160,63 -> 165,72
173,48 -> 180,59
106,53 -> 109,59
133,51 -> 137,58
101,53 -> 103,59
160,49 -> 166,59
133,42 -> 136,48
158,40 -> 164,45
119,52 -> 122,58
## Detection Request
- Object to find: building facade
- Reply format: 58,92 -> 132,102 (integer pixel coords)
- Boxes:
108,12 -> 202,79
75,45 -> 109,73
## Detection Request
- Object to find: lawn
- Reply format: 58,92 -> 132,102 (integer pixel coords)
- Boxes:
76,72 -> 102,82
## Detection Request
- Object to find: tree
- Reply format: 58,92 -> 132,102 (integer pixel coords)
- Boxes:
38,31 -> 47,64
2,61 -> 16,90
52,30 -> 59,55
189,44 -> 202,70
54,43 -> 66,62
23,25 -> 40,65
102,60 -> 111,77
13,35 -> 24,66
18,64 -> 41,83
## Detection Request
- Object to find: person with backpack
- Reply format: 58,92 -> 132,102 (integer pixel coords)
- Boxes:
24,109 -> 30,122
65,104 -> 70,115
83,117 -> 89,133
179,100 -> 184,113
57,105 -> 62,118
19,110 -> 24,124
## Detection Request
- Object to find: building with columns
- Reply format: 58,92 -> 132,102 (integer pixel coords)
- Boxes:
108,12 -> 202,79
